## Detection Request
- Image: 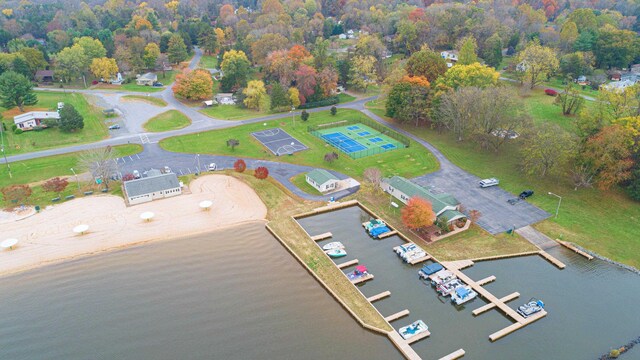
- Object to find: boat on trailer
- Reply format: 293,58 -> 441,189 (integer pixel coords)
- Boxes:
347,265 -> 369,281
322,241 -> 344,251
363,219 -> 386,232
325,248 -> 347,258
399,320 -> 429,340
451,285 -> 478,305
418,263 -> 444,279
428,269 -> 456,285
517,298 -> 545,318
436,278 -> 464,297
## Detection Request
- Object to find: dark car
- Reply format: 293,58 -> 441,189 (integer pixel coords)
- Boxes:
108,124 -> 120,130
152,82 -> 163,87
519,190 -> 534,199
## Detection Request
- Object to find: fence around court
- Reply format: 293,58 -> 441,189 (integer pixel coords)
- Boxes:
307,118 -> 411,159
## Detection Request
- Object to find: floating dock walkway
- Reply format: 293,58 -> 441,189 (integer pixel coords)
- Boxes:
538,250 -> 566,269
476,275 -> 496,286
409,255 -> 432,265
310,232 -> 332,241
472,292 -> 520,316
385,309 -> 410,322
378,230 -> 398,239
438,349 -> 466,360
367,291 -> 391,302
557,240 -> 594,260
337,259 -> 359,269
388,331 -> 423,360
351,274 -> 374,284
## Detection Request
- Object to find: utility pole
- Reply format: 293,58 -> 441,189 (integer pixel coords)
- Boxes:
70,168 -> 80,191
0,121 -> 11,178
548,192 -> 562,219
290,106 -> 295,128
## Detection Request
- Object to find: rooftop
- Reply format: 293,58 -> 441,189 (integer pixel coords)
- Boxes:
124,173 -> 180,198
384,176 -> 460,214
307,169 -> 339,185
14,111 -> 60,124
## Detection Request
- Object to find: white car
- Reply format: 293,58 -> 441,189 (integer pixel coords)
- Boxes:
163,166 -> 172,173
479,178 -> 499,188
208,163 -> 217,171
133,170 -> 141,179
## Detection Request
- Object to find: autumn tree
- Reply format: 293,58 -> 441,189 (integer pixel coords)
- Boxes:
42,177 -> 69,196
401,197 -> 436,230
559,21 -> 579,53
520,123 -> 576,177
288,87 -> 301,108
0,71 -> 37,112
269,82 -> 289,111
220,50 -> 251,92
254,166 -> 269,179
251,33 -> 289,65
457,36 -> 478,65
317,68 -> 338,98
243,80 -> 268,111
294,64 -> 317,104
516,40 -> 559,89
435,63 -> 500,93
386,76 -> 431,126
90,57 -> 118,80
74,36 -> 106,61
348,55 -> 377,92
405,48 -> 448,83
172,69 -> 213,101
363,168 -> 382,187
79,146 -> 117,191
265,50 -> 295,86
55,44 -> 88,82
1,184 -> 32,204
234,159 -> 246,172
555,84 -> 585,116
580,125 -> 634,190
167,33 -> 188,64
143,43 -> 160,70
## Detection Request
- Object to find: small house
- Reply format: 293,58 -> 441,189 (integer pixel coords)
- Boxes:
136,72 -> 158,86
380,176 -> 467,224
440,50 -> 459,62
214,93 -> 235,105
610,73 -> 622,81
202,100 -> 214,107
13,111 -> 60,129
123,171 -> 182,206
306,169 -> 339,193
338,33 -> 347,40
35,70 -> 54,83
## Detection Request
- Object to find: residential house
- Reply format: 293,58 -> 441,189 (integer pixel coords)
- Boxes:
209,68 -> 224,81
440,50 -> 459,67
214,93 -> 236,105
306,169 -> 339,193
13,111 -> 60,129
380,176 -> 467,224
516,60 -> 528,72
338,33 -> 347,40
34,70 -> 54,83
601,78 -> 638,92
123,171 -> 182,206
136,72 -> 158,86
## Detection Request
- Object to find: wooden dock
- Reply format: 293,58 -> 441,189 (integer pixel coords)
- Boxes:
407,330 -> 431,344
385,309 -> 410,322
387,331 -> 422,360
378,230 -> 398,239
310,232 -> 332,241
337,259 -> 359,269
476,275 -> 496,286
538,250 -> 566,269
409,255 -> 432,265
367,291 -> 391,303
489,310 -> 547,342
558,240 -> 594,260
472,292 -> 520,316
351,273 -> 374,284
442,259 -> 474,271
438,349 -> 466,360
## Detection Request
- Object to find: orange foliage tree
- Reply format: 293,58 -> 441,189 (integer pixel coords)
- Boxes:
401,197 -> 436,230
172,69 -> 213,101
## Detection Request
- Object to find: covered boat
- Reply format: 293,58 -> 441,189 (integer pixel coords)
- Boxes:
363,219 -> 386,231
428,269 -> 456,285
394,243 -> 417,255
402,249 -> 427,263
399,320 -> 429,340
451,286 -> 477,305
322,241 -> 345,251
369,226 -> 391,238
436,278 -> 463,296
325,248 -> 347,258
517,298 -> 545,318
418,263 -> 444,279
347,265 -> 369,281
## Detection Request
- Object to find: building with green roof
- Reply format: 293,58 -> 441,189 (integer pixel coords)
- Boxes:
306,169 -> 340,193
381,176 -> 467,223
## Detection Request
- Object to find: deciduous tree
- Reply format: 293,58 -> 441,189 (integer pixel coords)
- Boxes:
482,34 -> 503,69
42,177 -> 69,196
348,55 -> 377,92
435,63 -> 499,93
74,36 -> 106,61
254,166 -> 269,179
555,84 -> 585,116
243,80 -> 267,110
405,48 -> 448,83
54,44 -> 87,82
516,40 -> 559,89
1,184 -> 32,204
172,69 -> 213,101
220,50 -> 251,92
324,152 -> 338,162
198,28 -> 218,55
581,125 -> 634,190
143,43 -> 160,70
0,71 -> 37,112
520,123 -> 576,177
294,64 -> 317,104
401,197 -> 436,230
234,159 -> 246,172
457,36 -> 478,65
288,87 -> 301,108
79,146 -> 117,191
89,57 -> 118,81
269,82 -> 289,111
227,139 -> 239,150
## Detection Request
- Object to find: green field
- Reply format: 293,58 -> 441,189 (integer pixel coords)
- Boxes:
143,110 -> 191,132
0,92 -> 109,155
199,55 -> 218,68
200,105 -> 266,120
121,95 -> 168,107
161,109 -> 439,179
95,71 -> 178,92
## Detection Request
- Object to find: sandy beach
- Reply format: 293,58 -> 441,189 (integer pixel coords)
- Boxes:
0,175 -> 267,277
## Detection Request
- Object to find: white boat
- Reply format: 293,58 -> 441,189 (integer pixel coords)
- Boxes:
436,278 -> 464,297
322,242 -> 345,251
399,320 -> 429,340
451,286 -> 477,305
517,298 -> 545,318
402,249 -> 427,263
428,269 -> 456,285
325,248 -> 347,258
394,243 -> 417,255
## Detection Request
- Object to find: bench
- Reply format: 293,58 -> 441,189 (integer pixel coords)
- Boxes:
84,191 -> 93,196
51,197 -> 60,202
101,188 -> 108,193
65,195 -> 75,200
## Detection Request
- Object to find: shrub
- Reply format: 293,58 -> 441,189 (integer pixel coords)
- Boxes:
324,152 -> 339,163
14,128 -> 23,134
254,166 -> 269,179
300,110 -> 309,121
297,95 -> 339,109
234,159 -> 246,172
11,124 -> 17,131
33,126 -> 44,132
544,88 -> 558,96
330,106 -> 337,116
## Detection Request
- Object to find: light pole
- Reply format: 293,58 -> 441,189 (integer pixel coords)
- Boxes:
0,120 -> 11,178
70,168 -> 80,191
548,192 -> 562,219
196,154 -> 201,174
290,106 -> 295,128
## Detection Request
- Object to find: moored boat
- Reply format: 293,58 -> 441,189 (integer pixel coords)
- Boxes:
418,263 -> 444,279
402,249 -> 427,263
428,269 -> 456,285
517,298 -> 545,318
399,320 -> 429,340
363,219 -> 386,231
436,278 -> 463,296
325,248 -> 347,258
347,265 -> 369,281
369,226 -> 391,238
322,241 -> 345,251
451,286 -> 478,305
394,243 -> 417,255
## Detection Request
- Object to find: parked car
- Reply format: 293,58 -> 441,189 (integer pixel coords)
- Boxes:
108,124 -> 120,130
544,89 -> 558,96
519,190 -> 534,199
133,170 -> 141,179
479,178 -> 499,188
152,82 -> 163,87
163,166 -> 172,173
208,163 -> 217,171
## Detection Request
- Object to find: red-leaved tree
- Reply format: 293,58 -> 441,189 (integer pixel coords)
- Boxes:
234,159 -> 247,172
254,166 -> 269,179
401,197 -> 436,230
2,184 -> 32,204
42,177 -> 69,196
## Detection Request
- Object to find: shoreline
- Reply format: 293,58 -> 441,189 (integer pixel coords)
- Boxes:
0,175 -> 267,278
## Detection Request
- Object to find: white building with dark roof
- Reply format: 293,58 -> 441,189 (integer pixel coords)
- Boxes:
14,111 -> 60,129
123,171 -> 182,206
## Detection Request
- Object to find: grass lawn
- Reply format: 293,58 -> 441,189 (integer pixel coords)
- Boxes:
94,71 -> 178,93
1,92 -> 109,155
199,55 -> 218,68
161,109 -> 439,180
200,105 -> 267,121
143,110 -> 191,132
121,95 -> 168,107
522,89 -> 580,133
337,93 -> 356,103
290,173 -> 322,195
0,144 -> 142,208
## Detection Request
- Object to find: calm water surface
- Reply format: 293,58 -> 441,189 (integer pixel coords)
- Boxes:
0,221 -> 401,360
297,207 -> 640,360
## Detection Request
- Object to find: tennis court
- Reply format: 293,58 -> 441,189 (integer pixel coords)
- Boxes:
312,123 -> 405,158
252,128 -> 308,156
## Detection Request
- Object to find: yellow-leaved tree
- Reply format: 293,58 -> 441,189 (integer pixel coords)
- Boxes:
516,40 -> 559,89
90,57 -> 118,81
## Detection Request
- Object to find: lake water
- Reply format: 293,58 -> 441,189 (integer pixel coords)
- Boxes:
0,222 -> 401,360
297,206 -> 640,360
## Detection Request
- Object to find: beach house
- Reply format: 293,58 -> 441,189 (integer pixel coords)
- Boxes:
13,111 -> 60,129
380,176 -> 467,224
124,170 -> 182,205
306,169 -> 339,193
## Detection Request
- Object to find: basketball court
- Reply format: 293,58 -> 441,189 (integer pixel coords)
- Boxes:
251,128 -> 308,156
